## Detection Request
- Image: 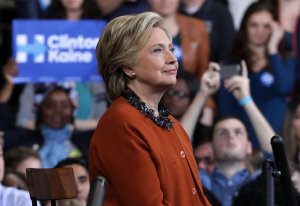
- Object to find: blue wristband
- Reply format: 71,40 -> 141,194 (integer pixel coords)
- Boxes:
239,96 -> 253,106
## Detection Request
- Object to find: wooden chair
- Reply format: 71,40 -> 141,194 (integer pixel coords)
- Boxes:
26,167 -> 78,206
87,176 -> 107,206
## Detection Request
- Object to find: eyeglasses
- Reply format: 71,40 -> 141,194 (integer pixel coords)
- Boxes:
165,89 -> 190,98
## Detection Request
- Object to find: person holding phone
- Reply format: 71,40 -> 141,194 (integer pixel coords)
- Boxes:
200,61 -> 275,206
89,12 -> 212,206
216,1 -> 295,151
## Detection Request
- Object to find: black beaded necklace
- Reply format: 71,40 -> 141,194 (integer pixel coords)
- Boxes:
123,89 -> 173,130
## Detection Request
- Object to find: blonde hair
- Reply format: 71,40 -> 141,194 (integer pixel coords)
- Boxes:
96,12 -> 170,101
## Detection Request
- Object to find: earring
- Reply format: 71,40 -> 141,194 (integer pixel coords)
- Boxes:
131,72 -> 136,79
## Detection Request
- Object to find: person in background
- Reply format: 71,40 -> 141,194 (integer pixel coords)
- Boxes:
16,0 -> 108,131
4,146 -> 41,175
3,146 -> 41,190
200,61 -> 275,206
0,131 -> 32,206
163,69 -> 219,145
4,86 -> 93,168
216,1 -> 295,150
89,12 -> 215,205
194,137 -> 215,174
180,0 -> 236,62
55,158 -> 90,206
260,0 -> 300,53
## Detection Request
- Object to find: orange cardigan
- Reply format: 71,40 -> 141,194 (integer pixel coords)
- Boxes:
177,13 -> 210,79
89,97 -> 211,206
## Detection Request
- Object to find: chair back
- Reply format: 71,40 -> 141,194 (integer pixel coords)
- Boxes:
26,167 -> 78,206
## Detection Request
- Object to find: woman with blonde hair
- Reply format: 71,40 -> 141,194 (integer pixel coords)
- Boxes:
89,12 -> 218,205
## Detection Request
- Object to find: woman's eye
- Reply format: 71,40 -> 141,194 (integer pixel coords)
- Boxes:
153,48 -> 162,53
170,47 -> 175,53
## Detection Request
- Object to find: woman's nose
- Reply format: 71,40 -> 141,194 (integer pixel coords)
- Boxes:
166,51 -> 177,65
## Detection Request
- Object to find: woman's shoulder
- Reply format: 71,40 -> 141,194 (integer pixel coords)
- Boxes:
100,97 -> 140,123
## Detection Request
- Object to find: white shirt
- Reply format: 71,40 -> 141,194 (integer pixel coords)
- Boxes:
0,183 -> 32,206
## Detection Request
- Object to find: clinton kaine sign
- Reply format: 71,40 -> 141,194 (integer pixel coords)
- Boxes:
12,20 -> 106,83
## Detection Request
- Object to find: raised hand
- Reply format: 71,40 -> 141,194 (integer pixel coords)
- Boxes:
2,58 -> 18,83
223,60 -> 250,101
0,58 -> 18,102
268,21 -> 284,54
199,62 -> 221,97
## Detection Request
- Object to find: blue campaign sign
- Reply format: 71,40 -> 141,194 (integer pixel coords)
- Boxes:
12,20 -> 106,83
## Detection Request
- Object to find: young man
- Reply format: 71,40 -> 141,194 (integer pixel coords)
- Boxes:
200,61 -> 275,206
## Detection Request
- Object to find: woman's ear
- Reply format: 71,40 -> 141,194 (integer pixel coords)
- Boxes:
122,68 -> 136,79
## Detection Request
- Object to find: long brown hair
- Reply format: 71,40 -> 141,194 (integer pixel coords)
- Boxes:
227,1 -> 284,72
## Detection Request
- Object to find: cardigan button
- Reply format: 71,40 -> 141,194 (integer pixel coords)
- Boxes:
192,187 -> 197,195
179,150 -> 186,158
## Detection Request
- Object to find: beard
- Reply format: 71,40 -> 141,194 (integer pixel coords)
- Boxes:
214,148 -> 247,163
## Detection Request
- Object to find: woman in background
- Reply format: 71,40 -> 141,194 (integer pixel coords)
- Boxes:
216,1 -> 295,150
4,86 -> 93,168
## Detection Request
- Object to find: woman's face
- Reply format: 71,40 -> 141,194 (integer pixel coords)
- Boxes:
246,10 -> 273,47
61,0 -> 84,11
42,90 -> 73,129
163,78 -> 191,118
130,27 -> 178,92
147,0 -> 179,17
293,104 -> 300,141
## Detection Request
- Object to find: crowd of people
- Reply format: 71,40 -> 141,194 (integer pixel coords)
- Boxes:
1,0 -> 300,205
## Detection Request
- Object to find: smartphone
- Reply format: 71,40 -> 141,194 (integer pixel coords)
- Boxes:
220,64 -> 241,79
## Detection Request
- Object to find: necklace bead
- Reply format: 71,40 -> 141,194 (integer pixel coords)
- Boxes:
124,89 -> 173,130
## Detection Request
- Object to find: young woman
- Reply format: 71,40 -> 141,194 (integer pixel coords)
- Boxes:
216,1 -> 295,150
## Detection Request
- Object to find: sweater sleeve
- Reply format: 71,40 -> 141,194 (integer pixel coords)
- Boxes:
269,54 -> 296,94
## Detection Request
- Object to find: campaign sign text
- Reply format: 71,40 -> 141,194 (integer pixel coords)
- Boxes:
12,20 -> 106,83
